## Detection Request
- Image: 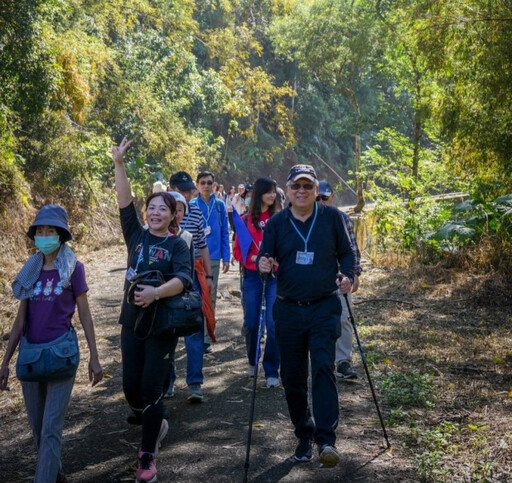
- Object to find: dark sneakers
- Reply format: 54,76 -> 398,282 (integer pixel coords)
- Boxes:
294,438 -> 313,462
318,444 -> 341,468
335,361 -> 358,380
187,383 -> 204,403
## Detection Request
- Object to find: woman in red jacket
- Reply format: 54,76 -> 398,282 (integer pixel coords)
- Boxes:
233,178 -> 280,388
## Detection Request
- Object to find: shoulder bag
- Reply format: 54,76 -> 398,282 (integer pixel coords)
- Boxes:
16,327 -> 80,382
128,233 -> 202,339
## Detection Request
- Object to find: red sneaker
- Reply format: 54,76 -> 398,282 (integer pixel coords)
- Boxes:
136,451 -> 157,483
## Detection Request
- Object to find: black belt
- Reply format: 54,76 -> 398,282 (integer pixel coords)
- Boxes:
277,290 -> 338,306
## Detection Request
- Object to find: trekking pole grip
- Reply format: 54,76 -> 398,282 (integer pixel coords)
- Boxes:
260,253 -> 271,281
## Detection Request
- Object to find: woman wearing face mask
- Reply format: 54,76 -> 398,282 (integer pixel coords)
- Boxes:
233,178 -> 280,388
113,138 -> 192,483
0,205 -> 103,483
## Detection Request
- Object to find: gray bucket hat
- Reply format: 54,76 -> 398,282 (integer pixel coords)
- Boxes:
27,204 -> 72,242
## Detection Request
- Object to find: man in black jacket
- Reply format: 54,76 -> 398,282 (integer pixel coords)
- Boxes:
258,164 -> 355,468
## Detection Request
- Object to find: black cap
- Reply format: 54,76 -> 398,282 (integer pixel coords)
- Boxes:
318,180 -> 333,196
169,171 -> 196,191
286,164 -> 318,184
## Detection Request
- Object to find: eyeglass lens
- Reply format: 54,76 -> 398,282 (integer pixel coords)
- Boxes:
290,183 -> 315,191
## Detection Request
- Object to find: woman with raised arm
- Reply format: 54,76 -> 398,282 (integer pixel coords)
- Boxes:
0,205 -> 103,483
112,138 -> 192,483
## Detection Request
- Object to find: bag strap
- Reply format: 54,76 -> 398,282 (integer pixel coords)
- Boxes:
142,230 -> 150,272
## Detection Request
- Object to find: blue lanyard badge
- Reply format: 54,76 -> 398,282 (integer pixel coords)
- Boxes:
289,202 -> 318,265
199,198 -> 213,235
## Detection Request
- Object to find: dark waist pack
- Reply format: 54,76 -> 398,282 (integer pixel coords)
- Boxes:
128,270 -> 202,339
16,327 -> 80,382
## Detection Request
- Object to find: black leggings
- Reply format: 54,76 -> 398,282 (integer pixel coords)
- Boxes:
121,326 -> 178,452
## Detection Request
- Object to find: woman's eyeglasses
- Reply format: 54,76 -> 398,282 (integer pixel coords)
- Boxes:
199,180 -> 213,186
289,183 -> 315,191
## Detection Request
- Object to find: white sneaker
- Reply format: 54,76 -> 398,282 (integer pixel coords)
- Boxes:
247,364 -> 256,377
318,444 -> 340,468
154,419 -> 168,456
266,377 -> 280,388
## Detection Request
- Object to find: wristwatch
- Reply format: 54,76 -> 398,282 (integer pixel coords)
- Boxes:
154,287 -> 160,300
206,275 -> 214,280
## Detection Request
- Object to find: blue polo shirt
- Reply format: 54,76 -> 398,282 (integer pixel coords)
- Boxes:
189,195 -> 230,262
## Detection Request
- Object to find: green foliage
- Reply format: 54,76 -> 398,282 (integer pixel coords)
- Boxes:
0,107 -> 28,212
414,421 -> 460,481
426,195 -> 512,266
1,0 -> 511,261
393,0 -> 512,194
380,370 -> 436,409
363,127 -> 459,257
413,421 -> 498,483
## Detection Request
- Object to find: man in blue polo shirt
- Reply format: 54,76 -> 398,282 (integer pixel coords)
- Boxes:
258,164 -> 355,468
190,171 -> 230,317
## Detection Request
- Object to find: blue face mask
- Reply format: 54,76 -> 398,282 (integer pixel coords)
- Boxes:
34,235 -> 61,255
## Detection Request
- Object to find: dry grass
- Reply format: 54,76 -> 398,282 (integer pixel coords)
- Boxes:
355,260 -> 512,482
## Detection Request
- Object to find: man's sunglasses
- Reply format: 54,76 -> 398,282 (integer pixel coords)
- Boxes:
319,195 -> 331,201
199,180 -> 213,186
289,183 -> 315,191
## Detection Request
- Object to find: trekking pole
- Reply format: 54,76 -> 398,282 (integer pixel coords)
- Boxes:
243,267 -> 269,483
338,274 -> 391,449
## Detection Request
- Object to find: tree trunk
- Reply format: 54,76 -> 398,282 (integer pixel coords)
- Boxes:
353,133 -> 365,213
348,87 -> 365,213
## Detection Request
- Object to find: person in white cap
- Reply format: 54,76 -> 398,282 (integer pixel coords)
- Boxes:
232,183 -> 247,215
317,181 -> 362,380
258,164 -> 355,468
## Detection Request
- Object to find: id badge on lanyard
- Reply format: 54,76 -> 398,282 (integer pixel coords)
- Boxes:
126,267 -> 137,281
289,203 -> 318,267
296,251 -> 314,265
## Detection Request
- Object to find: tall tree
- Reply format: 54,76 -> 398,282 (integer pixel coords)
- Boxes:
270,0 -> 383,211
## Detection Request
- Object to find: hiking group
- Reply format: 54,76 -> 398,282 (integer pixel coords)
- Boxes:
0,137 -> 363,483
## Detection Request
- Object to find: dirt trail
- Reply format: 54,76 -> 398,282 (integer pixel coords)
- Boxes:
1,244 -> 510,482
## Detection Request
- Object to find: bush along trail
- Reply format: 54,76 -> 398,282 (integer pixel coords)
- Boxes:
0,244 -> 511,482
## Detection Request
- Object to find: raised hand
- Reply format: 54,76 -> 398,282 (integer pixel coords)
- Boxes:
112,137 -> 133,164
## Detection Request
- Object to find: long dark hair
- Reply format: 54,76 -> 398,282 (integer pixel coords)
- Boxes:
145,192 -> 179,232
248,178 -> 277,230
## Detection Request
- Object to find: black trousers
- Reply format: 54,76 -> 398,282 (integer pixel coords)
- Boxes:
273,294 -> 342,447
121,326 -> 178,453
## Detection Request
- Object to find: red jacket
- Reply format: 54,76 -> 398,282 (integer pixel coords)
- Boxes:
233,210 -> 271,271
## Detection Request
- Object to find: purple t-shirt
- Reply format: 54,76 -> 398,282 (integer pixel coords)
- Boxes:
26,261 -> 89,343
